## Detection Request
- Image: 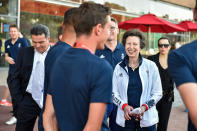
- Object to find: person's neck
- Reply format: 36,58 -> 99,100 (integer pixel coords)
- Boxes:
159,53 -> 168,59
61,31 -> 76,46
105,40 -> 117,51
129,57 -> 139,65
11,37 -> 18,44
75,35 -> 96,54
128,56 -> 139,70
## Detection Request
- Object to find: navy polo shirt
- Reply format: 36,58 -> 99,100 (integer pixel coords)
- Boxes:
43,41 -> 71,106
96,42 -> 126,69
5,38 -> 29,74
168,40 -> 197,88
123,55 -> 143,108
49,48 -> 113,131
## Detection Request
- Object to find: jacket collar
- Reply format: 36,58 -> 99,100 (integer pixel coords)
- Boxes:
119,54 -> 143,73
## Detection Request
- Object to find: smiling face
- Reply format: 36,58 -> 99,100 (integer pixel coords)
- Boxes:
32,34 -> 50,53
9,27 -> 19,40
158,39 -> 171,55
125,36 -> 141,59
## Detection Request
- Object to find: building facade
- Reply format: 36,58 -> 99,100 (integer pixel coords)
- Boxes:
0,0 -> 195,66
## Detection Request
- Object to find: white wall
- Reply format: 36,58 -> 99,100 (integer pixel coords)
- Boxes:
85,0 -> 193,21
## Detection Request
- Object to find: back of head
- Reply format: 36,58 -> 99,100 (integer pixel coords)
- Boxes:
30,24 -> 50,38
194,0 -> 197,21
72,2 -> 111,37
63,8 -> 77,26
196,0 -> 197,9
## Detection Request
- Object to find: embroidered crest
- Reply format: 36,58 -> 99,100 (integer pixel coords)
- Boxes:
146,70 -> 149,74
18,43 -> 21,48
121,53 -> 124,59
100,54 -> 105,58
119,73 -> 123,77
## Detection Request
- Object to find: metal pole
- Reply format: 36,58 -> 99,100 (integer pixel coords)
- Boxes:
147,26 -> 151,52
17,0 -> 20,29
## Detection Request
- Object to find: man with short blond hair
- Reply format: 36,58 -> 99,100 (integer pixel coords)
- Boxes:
4,24 -> 29,125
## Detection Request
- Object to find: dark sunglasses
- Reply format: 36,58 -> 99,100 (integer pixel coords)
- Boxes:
158,44 -> 169,48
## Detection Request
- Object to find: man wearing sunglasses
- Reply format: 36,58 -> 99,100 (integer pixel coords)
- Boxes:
168,1 -> 197,130
148,37 -> 174,131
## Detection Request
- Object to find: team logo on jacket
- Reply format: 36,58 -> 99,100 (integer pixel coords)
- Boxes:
18,43 -> 21,48
121,53 -> 124,59
119,73 -> 123,77
7,45 -> 10,48
100,54 -> 105,59
146,70 -> 149,74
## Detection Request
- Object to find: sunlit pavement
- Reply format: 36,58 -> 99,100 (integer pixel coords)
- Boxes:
0,67 -> 187,131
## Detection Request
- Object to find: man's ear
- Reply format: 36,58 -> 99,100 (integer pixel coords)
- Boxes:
62,22 -> 65,30
95,24 -> 103,36
47,37 -> 50,42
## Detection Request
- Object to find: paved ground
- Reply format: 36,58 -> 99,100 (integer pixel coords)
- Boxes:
0,67 -> 188,131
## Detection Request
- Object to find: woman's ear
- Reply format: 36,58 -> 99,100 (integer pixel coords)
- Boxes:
169,45 -> 171,50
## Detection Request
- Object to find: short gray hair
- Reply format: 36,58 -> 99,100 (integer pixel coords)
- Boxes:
30,24 -> 50,38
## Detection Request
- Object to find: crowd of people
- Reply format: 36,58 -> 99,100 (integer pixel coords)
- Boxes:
0,1 -> 197,131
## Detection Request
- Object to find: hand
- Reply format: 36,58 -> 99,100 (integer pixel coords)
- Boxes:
130,107 -> 142,121
123,105 -> 133,120
140,106 -> 146,116
6,57 -> 15,64
130,106 -> 146,121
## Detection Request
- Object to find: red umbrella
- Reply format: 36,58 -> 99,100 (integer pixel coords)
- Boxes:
119,13 -> 185,50
177,21 -> 197,42
177,21 -> 197,31
119,13 -> 185,33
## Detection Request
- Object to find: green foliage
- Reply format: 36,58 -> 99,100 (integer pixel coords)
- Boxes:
0,0 -> 9,14
20,12 -> 63,42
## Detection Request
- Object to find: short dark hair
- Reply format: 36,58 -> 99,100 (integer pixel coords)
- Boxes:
122,29 -> 145,49
9,24 -> 19,31
30,24 -> 50,38
158,36 -> 170,45
196,0 -> 197,9
63,8 -> 77,25
72,2 -> 111,37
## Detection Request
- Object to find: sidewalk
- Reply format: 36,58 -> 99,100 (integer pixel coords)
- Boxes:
0,67 -> 188,131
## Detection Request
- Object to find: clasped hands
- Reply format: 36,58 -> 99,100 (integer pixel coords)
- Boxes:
123,105 -> 146,121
